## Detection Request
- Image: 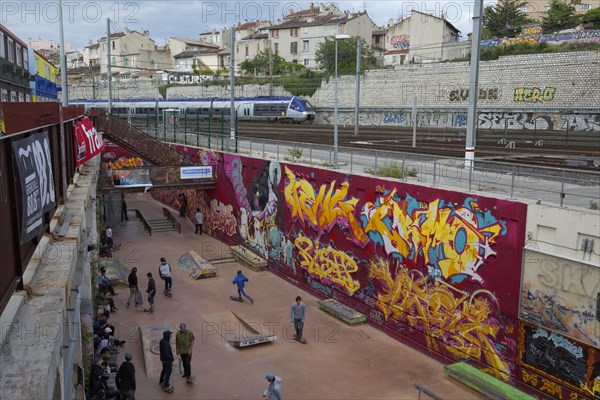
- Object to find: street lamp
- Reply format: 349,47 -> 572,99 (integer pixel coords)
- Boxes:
333,34 -> 350,169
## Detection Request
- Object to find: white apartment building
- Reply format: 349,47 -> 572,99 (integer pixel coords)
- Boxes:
384,10 -> 462,65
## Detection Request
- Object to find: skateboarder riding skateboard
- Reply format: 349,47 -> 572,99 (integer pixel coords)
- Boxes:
232,270 -> 254,303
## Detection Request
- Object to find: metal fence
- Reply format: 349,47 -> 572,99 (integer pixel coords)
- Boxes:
149,127 -> 599,210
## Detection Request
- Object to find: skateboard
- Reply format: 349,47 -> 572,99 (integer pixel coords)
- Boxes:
229,296 -> 243,302
163,386 -> 174,393
294,336 -> 307,344
164,289 -> 173,297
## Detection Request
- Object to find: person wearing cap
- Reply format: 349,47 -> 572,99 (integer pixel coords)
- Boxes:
96,267 -> 117,295
175,323 -> 195,382
116,353 -> 136,399
263,373 -> 283,399
127,267 -> 143,309
159,330 -> 175,392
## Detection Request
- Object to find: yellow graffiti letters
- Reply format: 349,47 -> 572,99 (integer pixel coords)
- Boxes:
514,87 -> 556,102
294,235 -> 361,295
522,370 -> 539,387
285,167 -> 366,244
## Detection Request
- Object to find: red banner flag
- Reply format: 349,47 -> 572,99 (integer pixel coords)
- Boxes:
73,117 -> 104,166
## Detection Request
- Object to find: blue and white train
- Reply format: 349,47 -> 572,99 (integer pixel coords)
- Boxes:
71,96 -> 316,123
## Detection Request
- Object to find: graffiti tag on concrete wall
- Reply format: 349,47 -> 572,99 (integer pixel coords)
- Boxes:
481,29 -> 600,48
449,88 -> 499,102
514,87 -> 556,103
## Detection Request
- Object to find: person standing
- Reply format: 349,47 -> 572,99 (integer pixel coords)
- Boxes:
175,323 -> 195,382
232,270 -> 254,303
194,208 -> 204,235
159,330 -> 175,392
291,296 -> 306,340
127,267 -> 142,309
121,194 -> 129,221
159,257 -> 172,294
144,272 -> 156,313
116,352 -> 136,399
262,373 -> 283,400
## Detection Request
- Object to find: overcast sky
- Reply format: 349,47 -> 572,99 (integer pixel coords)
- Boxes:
0,1 -> 491,50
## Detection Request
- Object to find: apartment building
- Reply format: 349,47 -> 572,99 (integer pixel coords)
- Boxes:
522,0 -> 599,21
265,3 -> 377,69
384,10 -> 462,65
0,24 -> 31,102
169,37 -> 220,72
83,28 -> 172,77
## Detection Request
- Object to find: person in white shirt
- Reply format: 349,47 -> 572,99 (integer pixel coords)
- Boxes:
158,257 -> 172,293
105,226 -> 113,249
194,208 -> 204,235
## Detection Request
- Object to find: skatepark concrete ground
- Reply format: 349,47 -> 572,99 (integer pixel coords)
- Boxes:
106,195 -> 483,399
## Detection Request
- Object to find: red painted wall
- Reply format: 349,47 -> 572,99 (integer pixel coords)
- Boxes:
155,147 -> 537,387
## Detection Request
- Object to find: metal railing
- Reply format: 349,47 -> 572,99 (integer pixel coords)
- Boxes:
414,384 -> 444,400
148,128 -> 599,209
163,207 -> 182,234
135,209 -> 152,236
63,285 -> 83,400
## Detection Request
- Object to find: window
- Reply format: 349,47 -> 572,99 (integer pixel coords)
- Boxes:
302,40 -> 309,52
245,45 -> 249,56
257,43 -> 260,52
23,49 -> 28,70
580,4 -> 591,10
131,56 -> 136,66
271,30 -> 279,38
291,28 -> 298,37
290,42 -> 298,54
0,32 -> 4,59
112,41 -> 115,50
236,46 -> 239,54
303,58 -> 309,67
123,57 -> 128,67
8,38 -> 14,62
518,6 -> 528,12
10,91 -> 16,102
274,43 -> 279,53
1,89 -> 7,102
111,56 -> 116,65
16,44 -> 22,66
543,5 -> 551,11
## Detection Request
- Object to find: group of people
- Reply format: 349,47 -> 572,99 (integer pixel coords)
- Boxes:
99,226 -> 113,258
158,323 -> 196,393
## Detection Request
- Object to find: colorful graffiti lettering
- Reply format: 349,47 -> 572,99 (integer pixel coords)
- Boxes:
482,29 -> 600,48
391,34 -> 410,50
294,234 -> 361,295
362,190 -> 504,284
284,167 -> 367,245
514,87 -> 556,102
225,155 -> 251,210
449,88 -> 499,102
369,259 -> 511,380
209,199 -> 237,236
523,27 -> 542,35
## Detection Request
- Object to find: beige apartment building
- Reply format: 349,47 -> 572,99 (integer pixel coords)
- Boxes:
82,28 -> 172,76
265,3 -> 377,69
384,10 -> 463,65
522,0 -> 599,20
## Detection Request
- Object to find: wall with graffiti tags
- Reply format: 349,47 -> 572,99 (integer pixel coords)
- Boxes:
315,110 -> 600,132
152,145 -> 599,399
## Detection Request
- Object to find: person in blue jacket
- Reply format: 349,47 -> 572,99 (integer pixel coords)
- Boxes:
232,270 -> 254,303
159,330 -> 175,392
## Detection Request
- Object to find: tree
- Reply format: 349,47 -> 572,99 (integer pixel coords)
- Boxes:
314,36 -> 376,75
541,0 -> 581,32
581,6 -> 600,29
482,0 -> 532,38
239,50 -> 306,76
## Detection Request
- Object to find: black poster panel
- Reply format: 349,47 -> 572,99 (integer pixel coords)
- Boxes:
523,324 -> 588,388
11,131 -> 56,244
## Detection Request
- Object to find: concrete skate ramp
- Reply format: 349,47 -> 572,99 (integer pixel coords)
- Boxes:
139,323 -> 178,377
178,250 -> 217,280
201,310 -> 276,348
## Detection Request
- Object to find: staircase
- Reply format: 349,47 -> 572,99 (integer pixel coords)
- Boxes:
146,216 -> 179,233
96,111 -> 191,166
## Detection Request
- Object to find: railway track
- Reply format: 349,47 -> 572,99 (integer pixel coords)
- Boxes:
237,122 -> 600,172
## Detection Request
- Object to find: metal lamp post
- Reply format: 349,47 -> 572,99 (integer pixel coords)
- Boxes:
333,34 -> 350,169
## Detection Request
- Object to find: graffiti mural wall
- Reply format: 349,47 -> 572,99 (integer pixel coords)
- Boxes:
152,145 -> 599,399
